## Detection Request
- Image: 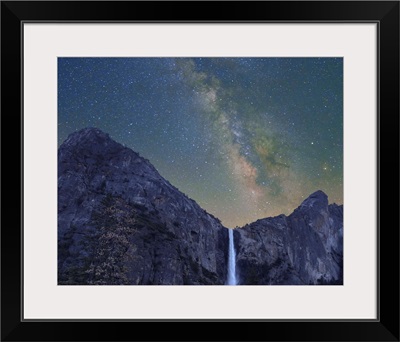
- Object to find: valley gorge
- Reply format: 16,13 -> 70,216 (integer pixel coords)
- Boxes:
58,128 -> 343,285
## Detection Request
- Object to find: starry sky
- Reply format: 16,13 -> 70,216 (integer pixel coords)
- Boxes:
58,58 -> 343,228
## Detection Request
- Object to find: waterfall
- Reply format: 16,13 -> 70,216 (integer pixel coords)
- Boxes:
227,228 -> 237,285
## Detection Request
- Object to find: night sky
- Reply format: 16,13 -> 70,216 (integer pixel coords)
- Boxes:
58,58 -> 343,228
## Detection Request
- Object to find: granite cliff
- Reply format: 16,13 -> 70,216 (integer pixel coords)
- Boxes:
58,128 -> 343,285
234,191 -> 343,285
58,128 -> 228,285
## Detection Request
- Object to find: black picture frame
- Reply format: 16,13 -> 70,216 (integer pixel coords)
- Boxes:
1,1 -> 399,341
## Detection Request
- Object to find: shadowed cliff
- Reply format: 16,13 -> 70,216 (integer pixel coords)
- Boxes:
58,128 -> 228,285
58,128 -> 343,285
234,191 -> 343,285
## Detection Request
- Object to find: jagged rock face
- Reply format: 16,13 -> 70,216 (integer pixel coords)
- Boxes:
58,128 -> 343,286
234,191 -> 343,285
58,128 -> 228,285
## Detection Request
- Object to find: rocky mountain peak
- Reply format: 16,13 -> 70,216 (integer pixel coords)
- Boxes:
58,127 -> 228,285
58,127 -> 342,286
58,127 -> 135,165
298,190 -> 329,210
234,188 -> 343,285
58,127 -> 160,179
61,127 -> 112,147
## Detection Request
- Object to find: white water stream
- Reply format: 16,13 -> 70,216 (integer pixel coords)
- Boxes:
227,229 -> 237,285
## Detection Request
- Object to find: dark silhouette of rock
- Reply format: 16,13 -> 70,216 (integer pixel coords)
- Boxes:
58,127 -> 343,285
234,191 -> 343,285
58,128 -> 228,285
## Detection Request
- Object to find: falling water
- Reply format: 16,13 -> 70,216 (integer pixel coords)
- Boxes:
227,228 -> 237,285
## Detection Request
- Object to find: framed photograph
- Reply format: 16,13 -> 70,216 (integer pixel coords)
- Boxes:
2,1 -> 399,341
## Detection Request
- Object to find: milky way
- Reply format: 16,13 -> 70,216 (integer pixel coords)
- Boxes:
58,58 -> 343,227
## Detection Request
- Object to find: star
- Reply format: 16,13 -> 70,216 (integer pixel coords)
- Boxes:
58,57 -> 343,227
